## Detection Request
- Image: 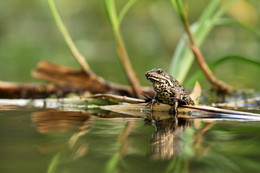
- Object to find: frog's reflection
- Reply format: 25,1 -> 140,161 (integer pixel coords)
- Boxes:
145,116 -> 192,160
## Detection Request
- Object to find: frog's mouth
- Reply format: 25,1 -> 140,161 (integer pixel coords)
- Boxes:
145,73 -> 161,83
146,76 -> 159,82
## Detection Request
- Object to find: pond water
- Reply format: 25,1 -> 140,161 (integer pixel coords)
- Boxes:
1,107 -> 260,173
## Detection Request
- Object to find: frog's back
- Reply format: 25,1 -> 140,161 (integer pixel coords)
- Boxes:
163,75 -> 194,105
168,75 -> 188,95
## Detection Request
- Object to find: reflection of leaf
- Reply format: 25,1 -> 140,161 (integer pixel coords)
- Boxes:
104,120 -> 135,173
105,153 -> 121,173
47,153 -> 61,173
165,157 -> 186,173
198,152 -> 240,173
182,128 -> 196,158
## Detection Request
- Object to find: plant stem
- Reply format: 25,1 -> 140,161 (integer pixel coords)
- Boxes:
47,0 -> 90,73
104,0 -> 142,97
183,19 -> 232,92
114,30 -> 142,97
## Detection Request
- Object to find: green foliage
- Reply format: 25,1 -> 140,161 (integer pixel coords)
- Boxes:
47,0 -> 80,58
170,0 -> 187,22
47,0 -> 89,71
118,0 -> 137,25
185,56 -> 260,86
169,0 -> 236,83
104,0 -> 119,31
104,0 -> 137,32
216,18 -> 260,37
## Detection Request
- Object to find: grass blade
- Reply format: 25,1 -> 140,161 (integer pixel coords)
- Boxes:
118,0 -> 137,25
170,0 -> 186,21
104,0 -> 142,97
47,0 -> 90,72
104,0 -> 119,30
169,0 -> 235,83
185,55 -> 260,86
216,18 -> 260,37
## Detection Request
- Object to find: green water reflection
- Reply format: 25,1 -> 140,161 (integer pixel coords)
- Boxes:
0,109 -> 260,173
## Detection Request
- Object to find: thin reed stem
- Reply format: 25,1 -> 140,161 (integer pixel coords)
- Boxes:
47,0 -> 90,73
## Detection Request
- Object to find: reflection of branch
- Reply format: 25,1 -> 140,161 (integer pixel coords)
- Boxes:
194,122 -> 214,147
69,120 -> 90,160
31,110 -> 91,157
105,120 -> 136,172
31,110 -> 91,134
117,120 -> 136,155
193,122 -> 214,160
183,17 -> 232,92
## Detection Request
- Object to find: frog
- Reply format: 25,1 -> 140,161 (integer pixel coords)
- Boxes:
145,68 -> 194,115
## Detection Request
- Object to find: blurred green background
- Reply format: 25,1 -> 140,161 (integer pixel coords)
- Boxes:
0,0 -> 259,89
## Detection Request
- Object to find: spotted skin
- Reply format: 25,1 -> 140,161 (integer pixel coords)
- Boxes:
145,69 -> 194,115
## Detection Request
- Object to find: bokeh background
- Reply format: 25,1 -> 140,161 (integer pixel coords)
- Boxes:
0,0 -> 259,89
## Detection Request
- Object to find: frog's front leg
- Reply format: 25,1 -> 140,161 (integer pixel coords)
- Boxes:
145,93 -> 159,111
168,100 -> 179,116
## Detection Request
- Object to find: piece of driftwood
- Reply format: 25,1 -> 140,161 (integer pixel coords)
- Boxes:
32,61 -> 110,93
100,103 -> 260,120
89,93 -> 146,103
0,81 -> 60,98
0,61 -> 153,98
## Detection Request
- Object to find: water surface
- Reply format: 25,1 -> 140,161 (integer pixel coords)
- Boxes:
0,108 -> 260,173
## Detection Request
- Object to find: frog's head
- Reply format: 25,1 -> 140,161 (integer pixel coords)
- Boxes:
145,68 -> 171,84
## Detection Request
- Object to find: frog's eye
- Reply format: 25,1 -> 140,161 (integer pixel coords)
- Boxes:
157,69 -> 163,73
